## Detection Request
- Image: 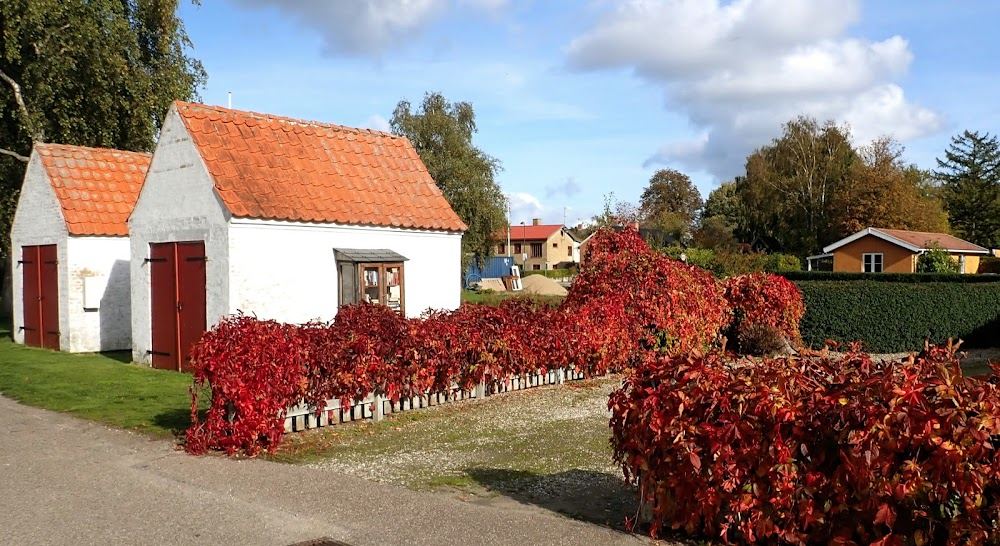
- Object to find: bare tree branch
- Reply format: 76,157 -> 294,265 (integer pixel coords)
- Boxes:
0,148 -> 29,162
0,68 -> 41,141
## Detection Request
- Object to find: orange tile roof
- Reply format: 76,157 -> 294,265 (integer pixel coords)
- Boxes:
876,228 -> 988,253
35,143 -> 150,236
173,101 -> 467,232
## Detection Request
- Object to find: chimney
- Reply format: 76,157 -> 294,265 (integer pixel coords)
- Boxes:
532,218 -> 542,226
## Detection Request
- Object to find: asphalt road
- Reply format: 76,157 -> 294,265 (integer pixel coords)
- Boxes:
0,395 -> 650,546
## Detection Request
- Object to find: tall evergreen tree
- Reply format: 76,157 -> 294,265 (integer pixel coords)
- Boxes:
390,92 -> 507,264
0,0 -> 206,253
934,130 -> 1000,247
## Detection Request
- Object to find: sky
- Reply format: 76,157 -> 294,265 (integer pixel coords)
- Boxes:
177,0 -> 1000,227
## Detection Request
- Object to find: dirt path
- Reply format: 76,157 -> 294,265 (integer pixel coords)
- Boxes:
0,394 -> 654,546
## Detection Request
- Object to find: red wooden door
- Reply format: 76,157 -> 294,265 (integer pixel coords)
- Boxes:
149,243 -> 178,370
20,245 -> 59,350
176,242 -> 206,373
149,241 -> 206,371
20,246 -> 41,348
39,245 -> 60,350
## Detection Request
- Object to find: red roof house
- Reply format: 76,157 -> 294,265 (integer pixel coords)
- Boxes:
11,143 -> 151,352
128,101 -> 465,369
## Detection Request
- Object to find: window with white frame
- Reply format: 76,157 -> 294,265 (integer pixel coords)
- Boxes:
862,253 -> 883,273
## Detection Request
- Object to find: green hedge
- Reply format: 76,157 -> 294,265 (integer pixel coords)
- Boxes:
795,280 -> 1000,352
782,271 -> 1000,283
522,268 -> 576,279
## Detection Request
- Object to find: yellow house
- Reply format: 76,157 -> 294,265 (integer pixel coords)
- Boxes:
495,219 -> 580,271
808,227 -> 989,274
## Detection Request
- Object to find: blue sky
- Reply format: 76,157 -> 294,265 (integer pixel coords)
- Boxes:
177,0 -> 1000,227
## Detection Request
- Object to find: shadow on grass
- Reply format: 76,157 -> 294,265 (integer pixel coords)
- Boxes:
153,407 -> 202,439
465,467 -> 637,531
100,351 -> 132,364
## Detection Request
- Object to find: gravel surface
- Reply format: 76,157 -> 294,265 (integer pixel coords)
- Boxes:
283,376 -> 652,534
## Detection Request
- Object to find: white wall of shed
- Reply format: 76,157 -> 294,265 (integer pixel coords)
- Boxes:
63,236 -> 131,352
228,219 -> 463,322
128,105 -> 231,364
9,153 -> 69,349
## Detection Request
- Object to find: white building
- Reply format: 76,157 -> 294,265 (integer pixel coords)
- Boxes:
10,143 -> 150,352
129,101 -> 466,371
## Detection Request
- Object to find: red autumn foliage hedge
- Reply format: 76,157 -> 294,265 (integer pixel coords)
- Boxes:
186,227 -> 732,457
724,272 -> 805,345
610,342 -> 1000,545
567,226 -> 730,356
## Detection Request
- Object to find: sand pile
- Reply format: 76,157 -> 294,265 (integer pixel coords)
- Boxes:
519,274 -> 569,296
475,278 -> 507,292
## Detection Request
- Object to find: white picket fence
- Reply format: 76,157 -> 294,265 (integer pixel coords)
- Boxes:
283,367 -> 588,432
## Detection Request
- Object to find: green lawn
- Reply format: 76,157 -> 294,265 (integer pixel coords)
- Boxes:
461,289 -> 565,306
0,323 -> 198,438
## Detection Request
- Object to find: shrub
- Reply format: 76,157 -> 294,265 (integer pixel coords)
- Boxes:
565,227 -> 730,358
917,243 -> 960,273
185,315 -> 311,456
521,267 -> 578,279
724,272 -> 805,345
796,280 -> 1000,352
610,344 -> 1000,544
736,322 -> 786,356
978,256 -> 1000,274
780,271 -> 1000,283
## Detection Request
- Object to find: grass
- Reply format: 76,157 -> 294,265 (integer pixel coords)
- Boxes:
0,322 -> 199,439
461,289 -> 565,306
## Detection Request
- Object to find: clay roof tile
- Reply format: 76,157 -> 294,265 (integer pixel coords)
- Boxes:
33,143 -> 151,236
173,101 -> 466,232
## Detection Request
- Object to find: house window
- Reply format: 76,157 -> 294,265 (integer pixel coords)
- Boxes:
514,243 -> 522,254
863,253 -> 883,273
531,242 -> 543,258
497,243 -> 506,255
360,263 -> 404,314
532,264 -> 540,270
335,249 -> 406,315
567,246 -> 572,257
553,243 -> 558,248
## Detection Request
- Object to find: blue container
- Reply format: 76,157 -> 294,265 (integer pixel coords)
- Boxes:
465,256 -> 515,288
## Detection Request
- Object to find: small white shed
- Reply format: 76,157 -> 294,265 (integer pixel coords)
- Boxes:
129,101 -> 467,371
10,143 -> 149,352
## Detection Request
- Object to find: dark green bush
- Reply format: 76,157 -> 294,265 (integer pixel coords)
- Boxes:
979,256 -> 1000,274
795,280 -> 1000,352
521,267 -> 577,279
781,271 -> 1000,283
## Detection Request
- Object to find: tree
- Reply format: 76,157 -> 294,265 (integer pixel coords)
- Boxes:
390,92 -> 507,264
638,168 -> 702,238
737,117 -> 856,254
831,137 -> 949,236
934,130 -> 1000,247
0,0 -> 205,253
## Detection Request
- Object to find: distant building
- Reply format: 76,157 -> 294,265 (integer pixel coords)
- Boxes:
495,219 -> 580,270
808,227 -> 989,273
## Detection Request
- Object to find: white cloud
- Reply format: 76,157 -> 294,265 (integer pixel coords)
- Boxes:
507,191 -> 582,225
229,0 -> 507,57
508,192 -> 545,224
361,113 -> 392,132
545,177 -> 581,199
567,0 -> 942,179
